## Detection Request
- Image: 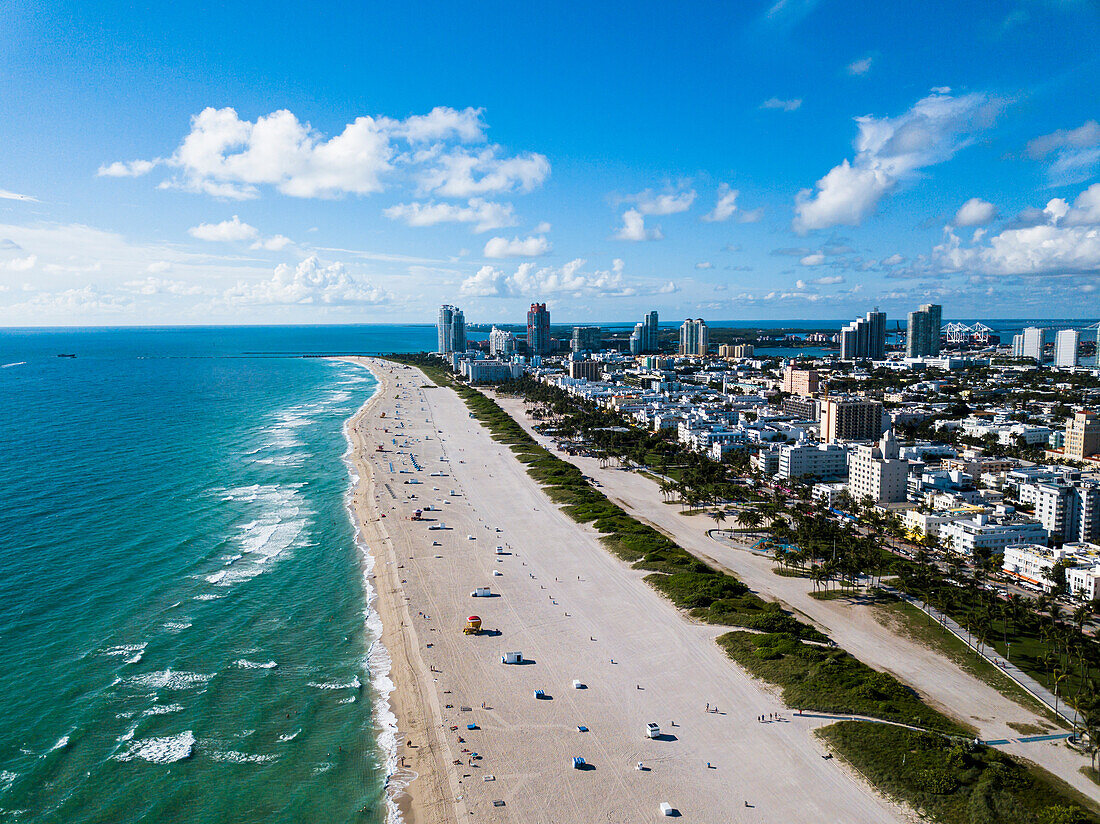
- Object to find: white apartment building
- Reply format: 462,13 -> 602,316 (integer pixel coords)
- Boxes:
778,442 -> 849,481
847,430 -> 909,505
940,512 -> 1047,556
1003,541 -> 1100,596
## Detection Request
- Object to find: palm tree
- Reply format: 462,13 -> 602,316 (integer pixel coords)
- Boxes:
709,509 -> 727,533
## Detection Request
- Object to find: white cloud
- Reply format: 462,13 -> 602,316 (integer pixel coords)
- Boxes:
123,277 -> 210,296
146,260 -> 172,273
703,184 -> 739,222
251,234 -> 294,251
954,197 -> 997,227
812,274 -> 845,285
625,188 -> 696,215
793,89 -> 1000,233
97,159 -> 157,178
533,221 -> 551,233
188,215 -> 259,242
881,253 -> 904,266
614,208 -> 662,241
0,188 -> 38,202
2,254 -> 37,271
695,261 -> 714,269
934,184 -> 1100,276
420,147 -> 550,198
800,252 -> 825,266
460,258 -> 635,298
103,106 -> 544,201
397,106 -> 486,143
847,56 -> 873,76
225,256 -> 391,305
760,98 -> 802,112
482,234 -> 551,258
383,198 -> 516,232
1027,120 -> 1100,186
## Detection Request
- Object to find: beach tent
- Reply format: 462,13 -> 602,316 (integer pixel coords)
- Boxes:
501,651 -> 522,664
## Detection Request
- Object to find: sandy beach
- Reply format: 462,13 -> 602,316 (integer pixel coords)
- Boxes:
343,358 -> 911,823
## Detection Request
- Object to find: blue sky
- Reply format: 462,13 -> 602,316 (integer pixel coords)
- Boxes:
1,0 -> 1098,325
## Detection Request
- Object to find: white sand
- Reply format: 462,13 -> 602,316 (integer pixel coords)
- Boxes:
347,360 -> 910,824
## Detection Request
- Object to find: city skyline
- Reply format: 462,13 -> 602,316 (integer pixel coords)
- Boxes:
2,2 -> 1100,326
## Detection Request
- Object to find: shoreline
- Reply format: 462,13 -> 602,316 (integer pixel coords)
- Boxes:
340,357 -> 458,824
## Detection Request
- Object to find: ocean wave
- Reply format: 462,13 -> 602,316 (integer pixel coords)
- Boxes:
204,570 -> 227,584
277,730 -> 299,742
115,731 -> 195,764
208,750 -> 276,764
0,770 -> 18,793
1,361 -> 26,368
193,593 -> 223,601
47,735 -> 70,753
143,703 -> 184,716
162,621 -> 191,633
233,659 -> 277,670
121,669 -> 212,691
102,643 -> 147,658
126,651 -> 144,664
340,368 -> 401,824
307,675 -> 360,691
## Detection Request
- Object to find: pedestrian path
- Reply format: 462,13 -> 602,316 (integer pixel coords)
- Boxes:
979,733 -> 1074,746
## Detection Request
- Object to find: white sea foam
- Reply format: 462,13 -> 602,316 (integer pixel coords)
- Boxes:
277,730 -> 299,742
115,731 -> 195,764
340,369 -> 402,824
307,675 -> 360,691
0,770 -> 18,793
118,726 -> 136,742
233,659 -> 277,670
48,735 -> 70,753
103,643 -> 147,658
208,750 -> 277,764
162,621 -> 191,633
205,570 -> 227,584
121,669 -> 212,691
126,652 -> 144,664
193,593 -> 223,601
2,362 -> 26,368
143,703 -> 184,716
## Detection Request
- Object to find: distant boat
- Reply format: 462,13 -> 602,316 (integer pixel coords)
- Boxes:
57,353 -> 76,358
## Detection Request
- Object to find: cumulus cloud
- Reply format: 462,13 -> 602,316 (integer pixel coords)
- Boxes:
881,253 -> 905,266
793,89 -> 1000,233
1027,120 -> 1100,186
2,254 -> 37,271
934,184 -> 1100,276
97,159 -> 157,178
847,56 -> 873,76
102,106 -> 546,201
695,261 -> 714,269
482,234 -> 551,258
703,184 -> 740,222
760,98 -> 802,112
188,215 -> 259,242
461,258 -> 635,297
419,147 -> 549,197
812,274 -> 845,284
614,209 -> 662,241
953,197 -> 997,227
800,252 -> 825,266
625,188 -> 696,215
225,256 -> 391,305
251,234 -> 294,251
383,198 -> 516,233
123,276 -> 210,296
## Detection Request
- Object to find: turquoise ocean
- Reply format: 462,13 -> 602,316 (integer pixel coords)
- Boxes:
0,326 -> 440,824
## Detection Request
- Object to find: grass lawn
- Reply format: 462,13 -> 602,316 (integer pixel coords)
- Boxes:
873,600 -> 1067,728
718,631 -> 970,735
819,721 -> 1100,824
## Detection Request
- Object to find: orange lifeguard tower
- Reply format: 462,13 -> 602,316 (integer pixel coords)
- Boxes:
463,615 -> 482,635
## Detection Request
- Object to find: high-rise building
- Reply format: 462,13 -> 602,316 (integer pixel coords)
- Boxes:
571,326 -> 600,352
821,398 -> 887,443
1065,410 -> 1100,460
906,304 -> 942,358
782,366 -> 820,396
839,309 -> 886,360
526,303 -> 551,355
437,305 -> 466,354
628,310 -> 659,355
1021,326 -> 1049,362
679,318 -> 708,356
489,326 -> 517,357
568,360 -> 602,381
1055,329 -> 1079,368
